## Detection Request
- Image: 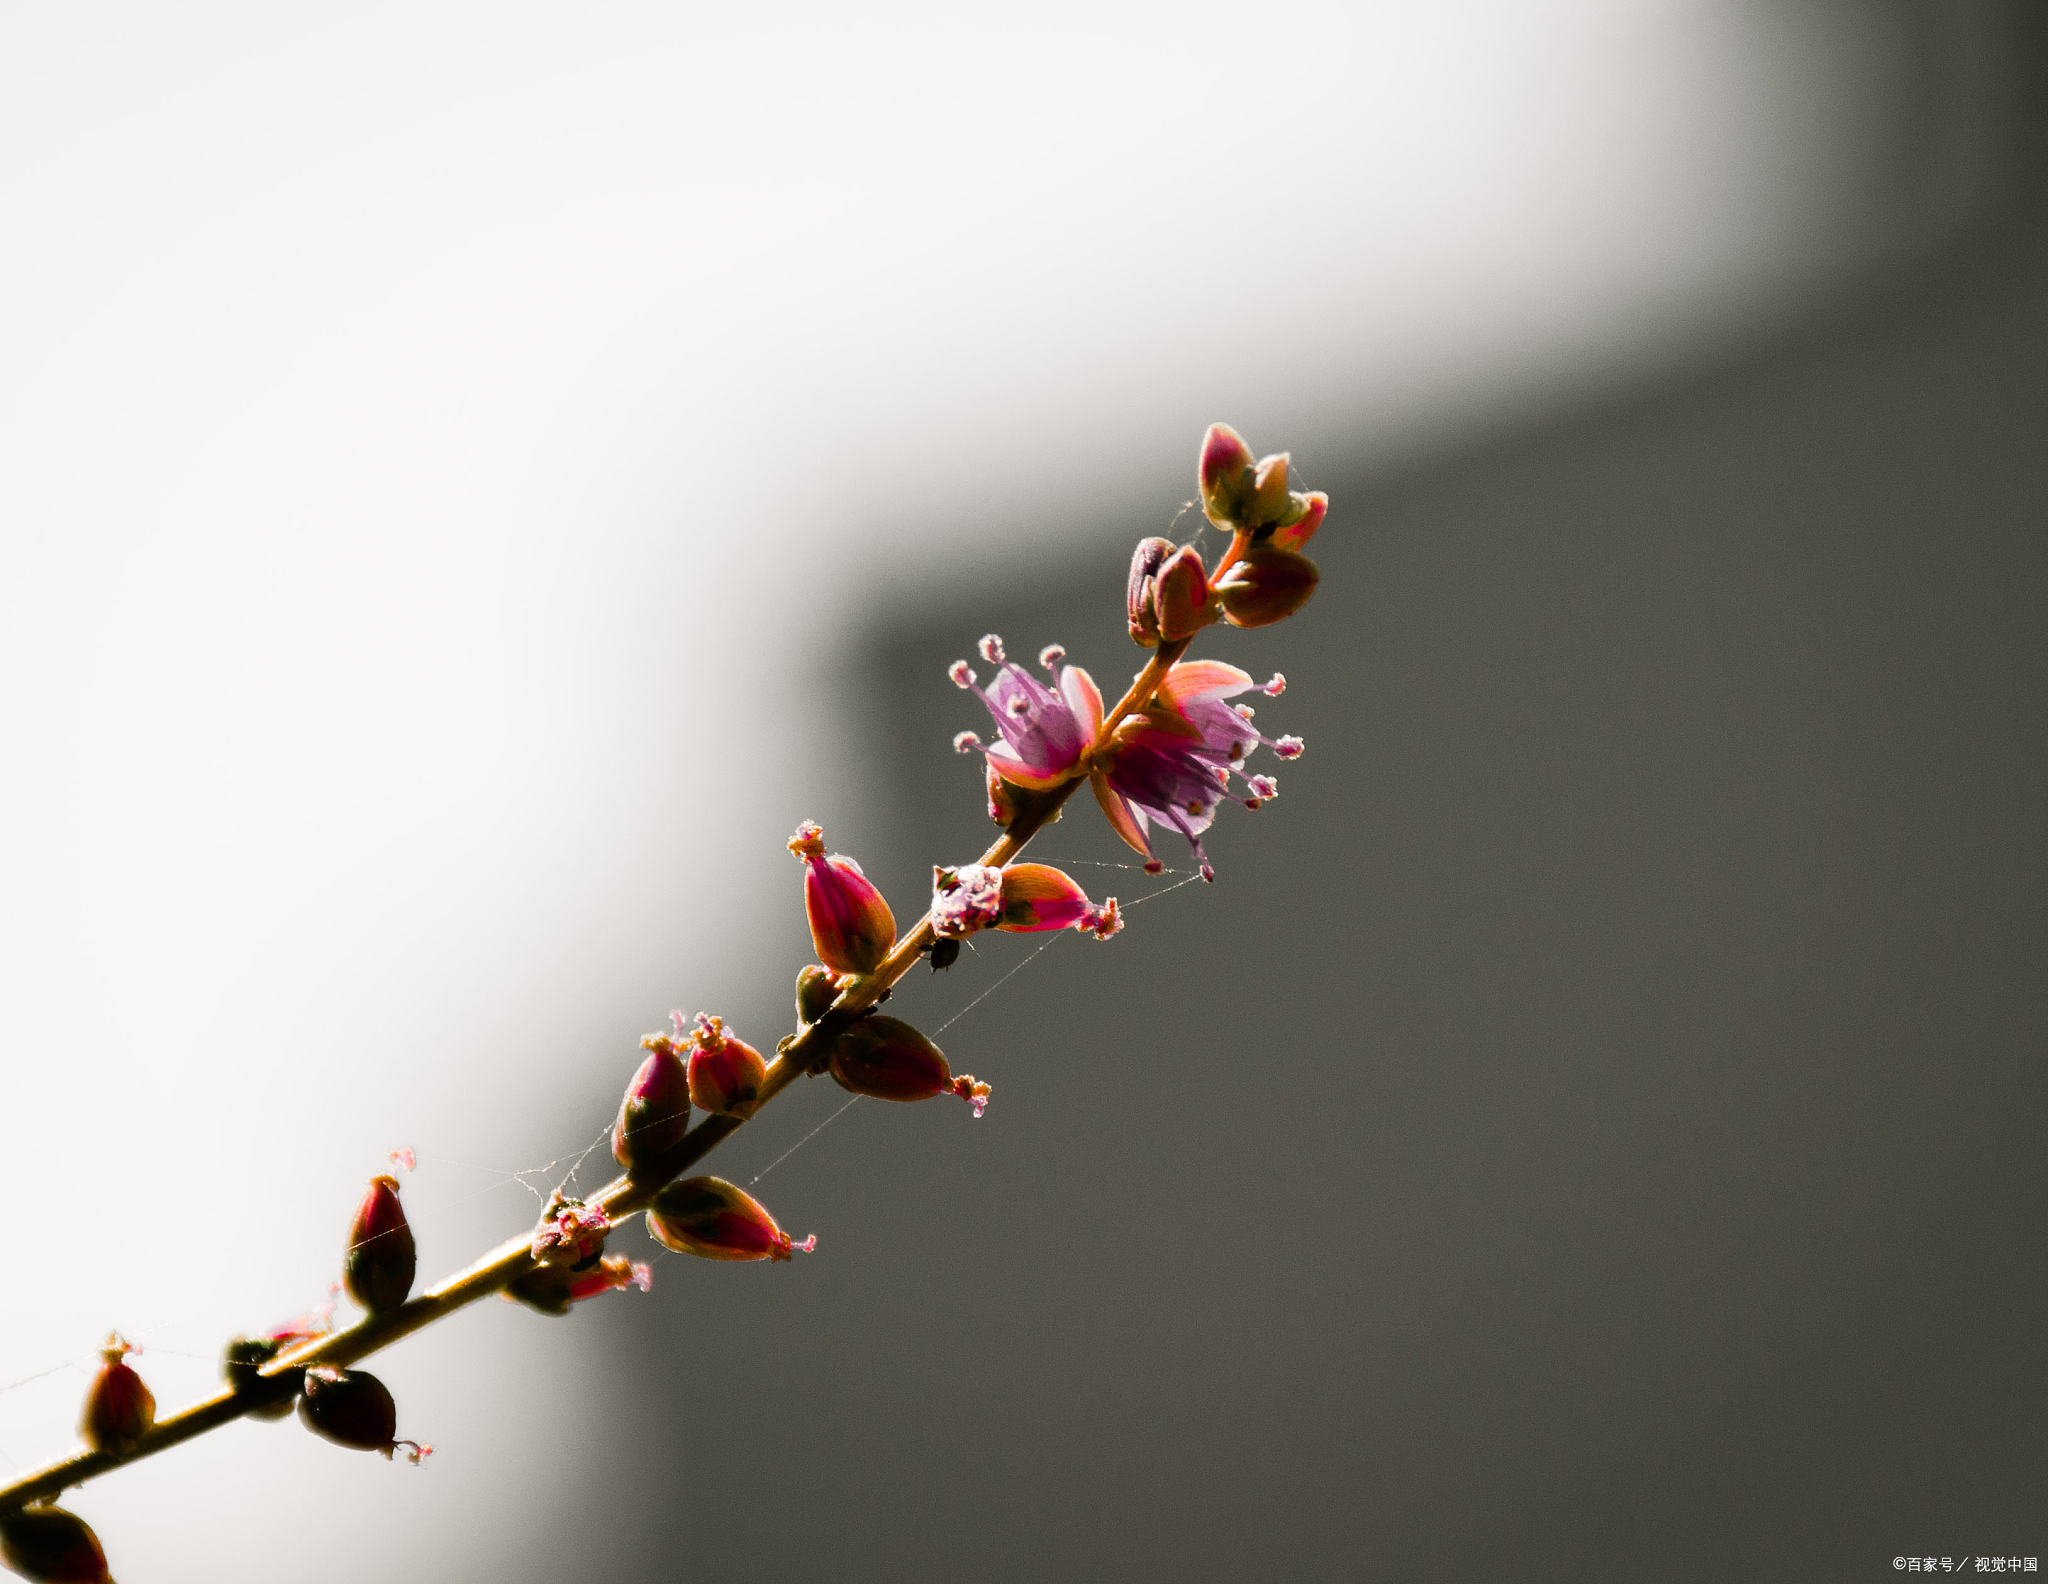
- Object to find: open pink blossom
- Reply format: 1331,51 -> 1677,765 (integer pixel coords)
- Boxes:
1090,660 -> 1301,881
949,637 -> 1105,791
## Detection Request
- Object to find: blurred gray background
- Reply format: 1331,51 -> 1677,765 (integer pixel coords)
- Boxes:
0,3 -> 2041,1580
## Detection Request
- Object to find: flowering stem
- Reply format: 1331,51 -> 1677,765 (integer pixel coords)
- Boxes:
0,637 -> 1190,1516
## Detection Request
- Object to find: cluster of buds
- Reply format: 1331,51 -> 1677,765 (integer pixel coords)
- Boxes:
1127,423 -> 1325,644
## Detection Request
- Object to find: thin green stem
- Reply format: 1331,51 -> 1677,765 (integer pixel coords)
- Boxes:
0,636 -> 1190,1514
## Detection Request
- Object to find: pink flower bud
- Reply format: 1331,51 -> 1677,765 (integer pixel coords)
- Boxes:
506,1251 -> 652,1315
297,1367 -> 429,1462
222,1334 -> 301,1420
1152,545 -> 1216,642
646,1176 -> 815,1262
788,821 -> 897,976
0,1506 -> 110,1584
79,1335 -> 153,1456
612,1035 -> 692,1168
1213,547 -> 1320,628
529,1193 -> 610,1272
1199,422 -> 1256,526
931,863 -> 1121,939
828,1014 -> 990,1114
1269,490 -> 1325,553
1126,536 -> 1173,646
685,1013 -> 766,1115
342,1174 -> 416,1315
796,963 -> 844,1024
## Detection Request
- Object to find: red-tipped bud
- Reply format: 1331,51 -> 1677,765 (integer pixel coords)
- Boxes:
788,821 -> 897,976
685,1013 -> 766,1116
297,1367 -> 428,1462
646,1176 -> 815,1263
0,1507 -> 110,1584
79,1335 -> 153,1456
1127,536 -> 1173,646
613,1036 -> 691,1168
1213,546 -> 1320,628
1152,545 -> 1216,642
930,863 -> 1121,939
828,1014 -> 989,1115
506,1251 -> 652,1315
1199,423 -> 1256,526
986,763 -> 1020,828
796,964 -> 844,1024
1269,490 -> 1325,553
342,1175 -> 416,1315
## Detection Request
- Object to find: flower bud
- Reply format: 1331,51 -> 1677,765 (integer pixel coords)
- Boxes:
931,863 -> 1120,939
612,1036 -> 691,1169
796,964 -> 844,1024
1269,490 -> 1325,554
79,1335 -> 153,1456
1126,536 -> 1172,646
788,821 -> 896,976
505,1252 -> 653,1316
0,1506 -> 110,1584
1152,545 -> 1216,642
985,762 -> 1020,828
297,1367 -> 429,1462
1213,546 -> 1320,628
1199,423 -> 1255,526
342,1175 -> 416,1315
646,1176 -> 817,1263
1245,451 -> 1293,527
221,1335 -> 301,1420
828,1014 -> 991,1115
529,1193 -> 610,1273
685,1013 -> 766,1116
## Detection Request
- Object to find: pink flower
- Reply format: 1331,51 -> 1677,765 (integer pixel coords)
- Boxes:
949,637 -> 1105,791
929,862 -> 1122,940
1090,660 -> 1301,881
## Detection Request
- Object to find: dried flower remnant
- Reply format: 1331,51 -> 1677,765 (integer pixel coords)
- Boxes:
951,636 -> 1105,790
613,1034 -> 692,1170
0,1506 -> 110,1584
1091,660 -> 1303,881
788,822 -> 897,976
297,1368 -> 430,1463
78,1335 -> 153,1456
342,1175 -> 416,1315
646,1176 -> 817,1262
929,863 -> 1122,940
828,1015 -> 991,1115
683,1012 -> 767,1116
